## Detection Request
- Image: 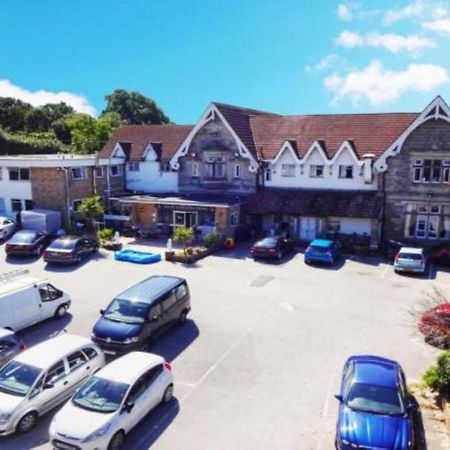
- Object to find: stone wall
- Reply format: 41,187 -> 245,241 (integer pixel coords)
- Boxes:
178,117 -> 257,194
383,119 -> 450,244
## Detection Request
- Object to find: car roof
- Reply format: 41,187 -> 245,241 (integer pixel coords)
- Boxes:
399,247 -> 423,254
14,334 -> 94,369
348,355 -> 400,389
12,230 -> 40,236
116,275 -> 185,305
95,352 -> 164,385
310,239 -> 334,247
51,235 -> 80,243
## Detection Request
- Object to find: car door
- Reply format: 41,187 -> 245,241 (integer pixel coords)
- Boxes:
0,337 -> 18,367
140,364 -> 165,413
38,284 -> 64,320
64,350 -> 92,394
37,359 -> 70,414
121,374 -> 151,432
161,291 -> 179,331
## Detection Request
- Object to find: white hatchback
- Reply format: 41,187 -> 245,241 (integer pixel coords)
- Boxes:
0,334 -> 105,435
0,217 -> 15,240
49,352 -> 174,450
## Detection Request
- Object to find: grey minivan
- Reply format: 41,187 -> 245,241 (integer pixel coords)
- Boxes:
91,276 -> 191,356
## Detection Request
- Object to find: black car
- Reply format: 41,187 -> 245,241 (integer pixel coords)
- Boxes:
251,236 -> 292,260
43,235 -> 98,264
5,230 -> 51,257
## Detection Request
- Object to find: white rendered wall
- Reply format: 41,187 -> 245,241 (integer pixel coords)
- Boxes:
0,167 -> 32,217
330,217 -> 372,235
265,147 -> 377,191
126,161 -> 178,193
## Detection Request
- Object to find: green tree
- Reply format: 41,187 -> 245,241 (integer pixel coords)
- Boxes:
78,196 -> 105,237
65,112 -> 120,154
173,226 -> 194,256
102,89 -> 171,125
0,97 -> 33,132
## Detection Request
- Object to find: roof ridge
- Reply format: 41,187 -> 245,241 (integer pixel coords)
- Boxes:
212,101 -> 278,116
251,112 -> 419,119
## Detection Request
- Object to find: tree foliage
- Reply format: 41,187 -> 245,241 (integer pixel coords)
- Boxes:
173,226 -> 194,256
102,89 -> 171,125
0,128 -> 66,155
79,196 -> 105,236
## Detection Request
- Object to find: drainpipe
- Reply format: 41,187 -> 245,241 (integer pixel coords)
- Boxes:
92,152 -> 98,195
106,158 -> 111,209
61,168 -> 71,229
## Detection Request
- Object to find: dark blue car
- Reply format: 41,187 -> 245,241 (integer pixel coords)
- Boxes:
304,239 -> 340,265
335,355 -> 415,450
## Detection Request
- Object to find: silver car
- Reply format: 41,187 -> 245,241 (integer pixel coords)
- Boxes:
394,247 -> 427,274
0,328 -> 25,368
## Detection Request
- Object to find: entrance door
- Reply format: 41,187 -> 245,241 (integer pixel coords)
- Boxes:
173,211 -> 197,227
299,217 -> 317,241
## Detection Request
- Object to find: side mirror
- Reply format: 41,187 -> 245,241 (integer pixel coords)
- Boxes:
100,308 -> 105,315
334,394 -> 343,402
43,382 -> 54,390
406,402 -> 417,411
123,401 -> 134,413
150,315 -> 159,322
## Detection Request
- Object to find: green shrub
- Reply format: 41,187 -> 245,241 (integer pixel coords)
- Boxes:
98,228 -> 114,242
203,232 -> 220,248
423,351 -> 450,391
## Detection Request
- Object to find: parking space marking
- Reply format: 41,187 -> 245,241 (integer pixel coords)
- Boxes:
176,381 -> 197,388
180,330 -> 251,403
380,264 -> 391,278
321,375 -> 335,419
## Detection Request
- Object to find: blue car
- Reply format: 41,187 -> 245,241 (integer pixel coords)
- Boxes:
304,239 -> 340,265
335,355 -> 415,450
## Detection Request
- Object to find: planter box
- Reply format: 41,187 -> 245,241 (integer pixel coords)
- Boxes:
102,242 -> 122,251
173,249 -> 209,264
165,251 -> 175,262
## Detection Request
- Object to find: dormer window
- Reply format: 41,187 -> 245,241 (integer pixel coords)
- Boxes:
281,164 -> 295,177
310,165 -> 324,178
339,165 -> 353,179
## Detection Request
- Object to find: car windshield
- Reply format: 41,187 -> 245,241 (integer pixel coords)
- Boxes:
346,382 -> 404,415
257,238 -> 277,247
398,253 -> 422,260
0,361 -> 41,397
72,376 -> 129,413
9,232 -> 37,244
104,299 -> 149,324
309,245 -> 330,253
49,239 -> 77,250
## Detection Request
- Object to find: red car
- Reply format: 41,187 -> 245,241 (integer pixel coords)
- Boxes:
418,303 -> 450,346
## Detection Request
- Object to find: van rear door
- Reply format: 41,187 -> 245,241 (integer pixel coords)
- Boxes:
11,288 -> 38,330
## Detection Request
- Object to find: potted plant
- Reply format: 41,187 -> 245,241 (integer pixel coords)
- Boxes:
223,237 -> 235,249
99,228 -> 122,251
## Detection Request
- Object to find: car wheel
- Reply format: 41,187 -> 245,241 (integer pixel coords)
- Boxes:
16,411 -> 38,434
177,310 -> 188,325
162,384 -> 174,403
108,431 -> 125,450
54,304 -> 67,319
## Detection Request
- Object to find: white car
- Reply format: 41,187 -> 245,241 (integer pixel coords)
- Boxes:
0,334 -> 105,435
50,352 -> 174,450
394,247 -> 427,274
0,217 -> 16,240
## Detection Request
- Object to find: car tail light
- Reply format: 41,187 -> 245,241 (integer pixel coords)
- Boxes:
43,250 -> 49,258
164,362 -> 172,371
395,252 -> 400,262
19,341 -> 27,351
251,246 -> 256,252
268,248 -> 276,253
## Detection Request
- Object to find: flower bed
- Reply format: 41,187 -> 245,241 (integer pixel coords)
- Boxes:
172,247 -> 209,264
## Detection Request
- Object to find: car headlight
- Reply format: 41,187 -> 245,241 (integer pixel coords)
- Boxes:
340,439 -> 358,448
81,423 -> 111,443
123,336 -> 140,344
0,413 -> 11,424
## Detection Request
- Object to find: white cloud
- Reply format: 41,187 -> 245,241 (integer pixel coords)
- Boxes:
337,3 -> 353,21
335,30 -> 436,53
423,18 -> 450,35
324,60 -> 449,105
383,0 -> 425,26
305,54 -> 340,73
0,79 -> 96,116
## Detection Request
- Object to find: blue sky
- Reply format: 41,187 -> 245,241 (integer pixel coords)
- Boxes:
1,0 -> 450,123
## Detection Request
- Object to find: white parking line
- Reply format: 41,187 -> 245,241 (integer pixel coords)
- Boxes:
180,330 -> 251,402
380,264 -> 391,278
316,375 -> 335,450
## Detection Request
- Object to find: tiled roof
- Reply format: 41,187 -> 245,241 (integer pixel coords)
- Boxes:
250,113 -> 418,160
246,188 -> 383,218
213,102 -> 277,156
99,125 -> 193,162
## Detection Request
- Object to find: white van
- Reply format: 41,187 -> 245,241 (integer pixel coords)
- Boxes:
0,270 -> 71,332
0,334 -> 105,435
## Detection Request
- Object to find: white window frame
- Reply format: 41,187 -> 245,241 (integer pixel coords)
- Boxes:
338,165 -> 353,179
309,165 -> 324,178
192,162 -> 199,177
94,166 -> 104,178
128,162 -> 140,172
281,164 -> 296,177
72,199 -> 83,212
8,167 -> 30,181
230,212 -> 239,226
71,168 -> 87,180
110,165 -> 123,177
11,199 -> 23,212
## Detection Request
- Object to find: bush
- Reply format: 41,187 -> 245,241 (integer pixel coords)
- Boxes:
98,228 -> 114,242
203,232 -> 220,248
423,351 -> 450,392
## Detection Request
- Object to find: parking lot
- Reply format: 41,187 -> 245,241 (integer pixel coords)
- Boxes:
0,239 -> 449,450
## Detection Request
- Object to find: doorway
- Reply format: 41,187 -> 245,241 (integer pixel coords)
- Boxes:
174,211 -> 197,228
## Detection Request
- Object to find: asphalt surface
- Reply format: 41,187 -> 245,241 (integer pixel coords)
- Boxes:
0,239 -> 448,450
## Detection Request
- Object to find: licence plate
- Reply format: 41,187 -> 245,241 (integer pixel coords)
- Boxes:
103,350 -> 116,355
53,441 -> 75,450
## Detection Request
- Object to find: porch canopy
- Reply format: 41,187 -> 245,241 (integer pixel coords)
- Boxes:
246,188 -> 383,218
